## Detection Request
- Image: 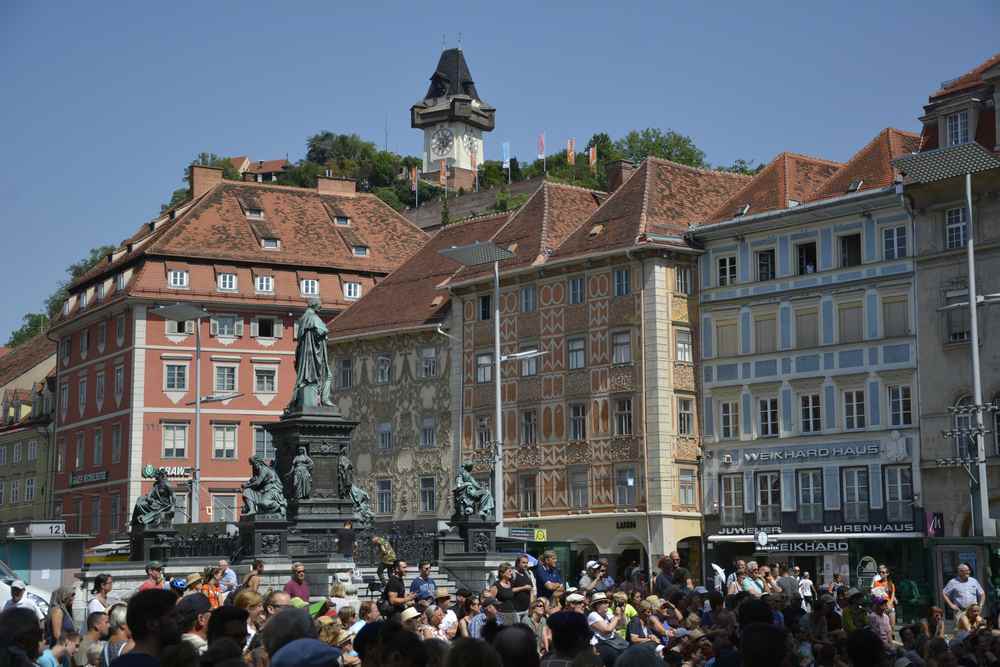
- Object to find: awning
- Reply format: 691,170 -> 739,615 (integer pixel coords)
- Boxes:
708,532 -> 924,542
893,143 -> 1000,184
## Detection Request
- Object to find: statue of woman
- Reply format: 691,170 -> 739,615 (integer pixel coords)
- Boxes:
337,451 -> 354,499
290,447 -> 314,500
289,299 -> 335,411
131,469 -> 176,528
242,457 -> 287,517
452,462 -> 494,521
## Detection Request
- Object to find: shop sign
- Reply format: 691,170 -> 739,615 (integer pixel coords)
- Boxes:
857,556 -> 878,589
738,443 -> 880,466
70,470 -> 108,487
142,464 -> 191,479
508,527 -> 547,542
759,541 -> 849,553
616,520 -> 637,530
28,522 -> 65,537
717,526 -> 783,536
925,512 -> 943,537
822,522 -> 915,533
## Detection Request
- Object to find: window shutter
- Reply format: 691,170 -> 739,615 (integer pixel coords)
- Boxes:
185,320 -> 195,335
883,300 -> 909,337
274,321 -> 283,338
838,305 -> 862,343
717,323 -> 737,357
796,312 -> 818,348
754,318 -> 777,354
235,319 -> 244,337
250,319 -> 259,338
210,318 -> 219,336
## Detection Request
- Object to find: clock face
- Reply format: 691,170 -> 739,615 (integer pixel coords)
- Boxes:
432,128 -> 454,156
462,134 -> 477,154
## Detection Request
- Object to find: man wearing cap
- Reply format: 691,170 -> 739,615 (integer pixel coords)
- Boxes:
3,580 -> 43,620
435,588 -> 459,639
137,561 -> 166,592
564,592 -> 586,614
176,593 -> 212,655
399,606 -> 422,632
533,550 -> 564,601
468,596 -> 504,639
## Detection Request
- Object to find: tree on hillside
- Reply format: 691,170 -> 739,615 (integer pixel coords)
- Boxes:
717,158 -> 765,175
6,313 -> 49,347
306,132 -> 378,166
44,245 -> 118,320
614,128 -> 707,168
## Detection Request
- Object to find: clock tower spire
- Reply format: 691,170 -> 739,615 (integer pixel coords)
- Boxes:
411,47 -> 495,191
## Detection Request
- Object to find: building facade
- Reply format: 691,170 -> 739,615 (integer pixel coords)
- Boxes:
693,131 -> 927,587
48,167 -> 427,544
327,212 -> 510,529
443,162 -> 749,573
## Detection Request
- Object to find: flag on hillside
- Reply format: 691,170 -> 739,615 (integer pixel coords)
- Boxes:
502,142 -> 511,169
589,146 -> 597,171
438,160 -> 447,186
567,139 -> 576,165
537,133 -> 545,160
410,165 -> 418,192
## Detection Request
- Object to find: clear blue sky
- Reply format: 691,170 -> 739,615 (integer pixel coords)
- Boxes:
1,1 -> 997,342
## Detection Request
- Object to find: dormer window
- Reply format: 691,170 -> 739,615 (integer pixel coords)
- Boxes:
115,273 -> 126,290
946,110 -> 969,146
353,245 -> 369,257
261,238 -> 280,250
255,275 -> 274,293
168,270 -> 189,288
344,282 -> 362,300
301,279 -> 319,296
79,291 -> 89,310
246,207 -> 264,219
217,273 -> 237,291
335,216 -> 350,226
95,283 -> 105,302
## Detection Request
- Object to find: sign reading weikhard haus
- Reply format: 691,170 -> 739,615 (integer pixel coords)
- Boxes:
737,443 -> 880,465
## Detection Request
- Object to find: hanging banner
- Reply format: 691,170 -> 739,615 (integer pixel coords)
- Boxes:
502,142 -> 511,169
537,133 -> 545,159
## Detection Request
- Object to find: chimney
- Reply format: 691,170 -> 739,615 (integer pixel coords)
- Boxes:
190,165 -> 223,198
317,176 -> 357,197
605,160 -> 636,192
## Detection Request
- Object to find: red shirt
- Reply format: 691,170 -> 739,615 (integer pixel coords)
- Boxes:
284,578 -> 311,601
137,578 -> 163,592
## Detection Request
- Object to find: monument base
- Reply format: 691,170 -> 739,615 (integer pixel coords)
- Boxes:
446,518 -> 499,554
239,514 -> 291,560
129,525 -> 177,563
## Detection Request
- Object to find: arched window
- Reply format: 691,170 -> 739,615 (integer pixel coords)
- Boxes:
954,396 -> 974,458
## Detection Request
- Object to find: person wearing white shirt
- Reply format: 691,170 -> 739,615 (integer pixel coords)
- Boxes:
88,574 -> 114,615
218,559 -> 238,593
435,589 -> 459,639
3,580 -> 43,620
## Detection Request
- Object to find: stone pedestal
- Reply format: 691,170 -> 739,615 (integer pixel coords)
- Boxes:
265,406 -> 360,561
447,519 -> 499,554
239,515 -> 291,560
129,526 -> 177,562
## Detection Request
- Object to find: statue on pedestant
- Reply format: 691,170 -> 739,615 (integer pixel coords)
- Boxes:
337,451 -> 353,499
452,462 -> 495,522
289,447 -> 314,500
131,469 -> 176,528
288,299 -> 335,412
242,457 -> 287,517
350,484 -> 374,528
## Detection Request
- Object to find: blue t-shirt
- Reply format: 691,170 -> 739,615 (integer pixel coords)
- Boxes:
533,564 -> 563,598
409,575 -> 436,600
37,649 -> 61,667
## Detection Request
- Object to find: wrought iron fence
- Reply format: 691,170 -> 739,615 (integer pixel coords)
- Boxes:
353,523 -> 439,566
168,531 -> 242,560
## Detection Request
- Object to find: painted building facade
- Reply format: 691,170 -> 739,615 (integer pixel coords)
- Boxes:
48,167 -> 427,544
692,131 -> 927,586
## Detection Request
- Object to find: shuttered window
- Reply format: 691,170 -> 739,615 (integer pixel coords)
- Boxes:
882,299 -> 909,338
838,304 -> 863,343
716,322 -> 738,357
754,317 -> 777,354
796,310 -> 819,348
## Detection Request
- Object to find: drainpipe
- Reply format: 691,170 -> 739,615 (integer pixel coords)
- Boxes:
897,190 -> 923,517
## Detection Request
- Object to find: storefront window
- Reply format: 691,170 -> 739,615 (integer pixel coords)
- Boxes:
843,467 -> 869,522
721,474 -> 743,526
798,469 -> 823,523
756,472 -> 780,525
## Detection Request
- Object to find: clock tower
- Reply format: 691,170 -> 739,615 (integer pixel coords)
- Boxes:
411,47 -> 495,190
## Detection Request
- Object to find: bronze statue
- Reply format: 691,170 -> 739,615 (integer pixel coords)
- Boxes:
289,447 -> 314,500
131,469 -> 176,528
350,484 -> 374,528
337,451 -> 353,499
242,457 -> 287,517
452,462 -> 495,521
288,299 -> 335,412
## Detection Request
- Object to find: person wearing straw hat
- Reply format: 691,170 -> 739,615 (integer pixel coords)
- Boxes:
434,588 -> 458,639
399,606 -> 421,633
588,592 -> 627,666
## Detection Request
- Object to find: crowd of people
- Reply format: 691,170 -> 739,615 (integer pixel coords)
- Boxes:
0,552 -> 992,667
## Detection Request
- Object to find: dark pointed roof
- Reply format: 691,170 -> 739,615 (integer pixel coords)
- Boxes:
424,48 -> 481,101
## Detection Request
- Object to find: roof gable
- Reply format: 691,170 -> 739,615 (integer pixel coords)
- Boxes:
930,52 -> 1000,100
0,333 -> 55,388
808,128 -> 919,201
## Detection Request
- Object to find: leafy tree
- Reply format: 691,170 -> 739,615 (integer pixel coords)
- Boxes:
440,195 -> 451,226
614,128 -> 707,168
717,158 -> 765,175
6,313 -> 48,347
478,161 -> 507,190
41,245 -> 118,321
306,132 -> 378,166
373,186 -> 404,211
161,153 -> 239,212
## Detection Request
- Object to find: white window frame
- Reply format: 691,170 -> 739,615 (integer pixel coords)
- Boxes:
888,385 -> 912,427
254,366 -> 277,394
676,267 -> 692,295
95,372 -> 105,407
720,401 -> 740,440
375,355 -> 392,384
755,248 -> 776,282
162,422 -> 188,459
569,403 -> 587,441
80,330 -> 89,358
92,429 -> 103,465
567,337 -> 586,370
255,275 -> 274,293
420,416 -> 436,449
335,215 -> 350,226
678,397 -> 694,436
337,358 -> 353,389
211,315 -> 241,337
253,316 -> 278,339
344,282 -> 362,300
520,409 -> 538,446
520,346 -> 538,377
115,273 -> 126,291
211,494 -> 237,522
11,443 -> 21,464
612,331 -> 632,364
377,423 -> 393,451
946,109 -> 969,146
301,279 -> 319,296
843,467 -> 870,522
476,415 -> 492,448
27,440 -> 37,463
614,465 -> 637,506
217,272 -> 237,291
420,347 -> 438,379
164,363 -> 188,391
717,255 -> 737,286
759,397 -> 779,437
844,389 -> 866,430
721,474 -> 743,525
756,471 -> 781,525
676,329 -> 693,362
520,473 -> 538,513
885,465 -> 912,522
614,397 -> 633,436
376,479 -> 393,515
78,377 -> 87,415
25,478 -> 35,503
946,207 -> 968,250
569,468 -> 588,509
253,425 -> 276,461
352,245 -> 369,257
214,364 -> 238,394
801,393 -> 822,433
798,469 -> 823,524
261,237 -> 279,250
883,226 -> 907,260
212,423 -> 238,459
568,277 -> 585,304
475,353 -> 493,384
679,468 -> 696,507
520,285 -> 537,313
839,233 -> 863,268
111,424 -> 122,464
114,365 -> 124,398
419,477 -> 436,513
613,268 -> 631,297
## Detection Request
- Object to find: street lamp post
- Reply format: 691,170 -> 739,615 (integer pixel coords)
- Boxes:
440,242 -> 515,529
152,303 -> 207,522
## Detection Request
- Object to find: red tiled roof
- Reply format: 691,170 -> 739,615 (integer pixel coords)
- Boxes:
245,159 -> 290,174
553,158 -> 750,260
705,153 -> 843,223
808,128 -> 919,201
329,212 -> 511,339
450,181 -> 604,282
0,333 -> 55,388
228,156 -> 249,172
0,348 -> 9,358
930,53 -> 1000,100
